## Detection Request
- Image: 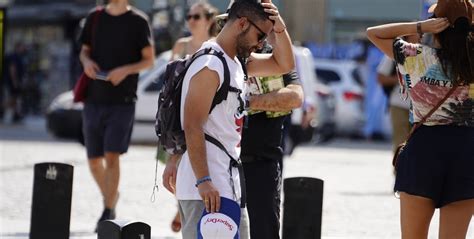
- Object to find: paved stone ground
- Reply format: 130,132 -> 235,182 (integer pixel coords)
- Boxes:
0,117 -> 473,238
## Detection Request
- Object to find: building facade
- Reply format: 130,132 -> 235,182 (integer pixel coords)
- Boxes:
3,0 -> 158,112
282,0 -> 421,44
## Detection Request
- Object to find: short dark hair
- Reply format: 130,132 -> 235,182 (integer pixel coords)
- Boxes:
228,0 -> 272,23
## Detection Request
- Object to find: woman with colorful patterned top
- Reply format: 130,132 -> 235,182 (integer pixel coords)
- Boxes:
367,0 -> 474,238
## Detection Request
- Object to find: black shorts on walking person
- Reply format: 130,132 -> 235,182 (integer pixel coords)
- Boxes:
394,125 -> 474,208
82,103 -> 135,158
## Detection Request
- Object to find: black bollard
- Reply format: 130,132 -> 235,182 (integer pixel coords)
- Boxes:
30,162 -> 74,239
282,177 -> 324,239
98,220 -> 151,239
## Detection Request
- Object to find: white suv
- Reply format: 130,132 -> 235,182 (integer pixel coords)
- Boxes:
314,59 -> 365,136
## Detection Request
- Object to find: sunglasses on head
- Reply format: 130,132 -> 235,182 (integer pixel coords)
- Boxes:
186,14 -> 202,21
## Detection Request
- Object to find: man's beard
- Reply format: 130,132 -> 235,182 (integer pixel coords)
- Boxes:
236,29 -> 255,59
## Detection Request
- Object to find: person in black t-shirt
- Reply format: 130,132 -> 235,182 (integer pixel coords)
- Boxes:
242,68 -> 303,238
79,0 -> 154,230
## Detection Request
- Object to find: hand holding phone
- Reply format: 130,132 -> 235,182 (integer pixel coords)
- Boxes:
96,71 -> 109,81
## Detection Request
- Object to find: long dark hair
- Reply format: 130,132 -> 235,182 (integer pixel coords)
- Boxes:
436,17 -> 474,85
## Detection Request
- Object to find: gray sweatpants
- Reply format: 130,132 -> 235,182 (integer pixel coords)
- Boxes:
178,200 -> 249,239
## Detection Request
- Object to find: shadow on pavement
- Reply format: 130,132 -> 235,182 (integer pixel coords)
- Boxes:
0,231 -> 96,238
309,137 -> 392,151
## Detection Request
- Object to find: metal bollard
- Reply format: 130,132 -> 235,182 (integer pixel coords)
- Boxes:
282,177 -> 324,239
30,162 -> 74,239
97,220 -> 150,239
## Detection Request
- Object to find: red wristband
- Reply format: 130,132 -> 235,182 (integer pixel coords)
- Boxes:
274,26 -> 286,34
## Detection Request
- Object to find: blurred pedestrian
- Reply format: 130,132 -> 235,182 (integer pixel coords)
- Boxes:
79,0 -> 154,230
162,1 -> 218,232
22,43 -> 43,115
242,67 -> 303,238
377,55 -> 410,152
363,46 -> 387,140
376,34 -> 420,153
3,42 -> 26,123
238,36 -> 303,238
162,0 -> 295,237
367,0 -> 474,238
171,1 -> 218,60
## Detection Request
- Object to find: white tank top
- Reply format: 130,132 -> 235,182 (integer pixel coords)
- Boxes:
176,41 -> 246,201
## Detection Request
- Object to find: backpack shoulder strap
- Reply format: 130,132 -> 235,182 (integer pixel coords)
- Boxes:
206,49 -> 231,112
185,47 -> 232,113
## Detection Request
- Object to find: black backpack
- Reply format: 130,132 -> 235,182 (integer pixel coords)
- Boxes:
155,47 -> 241,155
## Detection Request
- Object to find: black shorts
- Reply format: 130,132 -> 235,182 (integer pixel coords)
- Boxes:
82,103 -> 135,158
394,125 -> 474,208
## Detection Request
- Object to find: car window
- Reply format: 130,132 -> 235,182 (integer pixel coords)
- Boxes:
315,69 -> 340,84
352,68 -> 364,86
145,71 -> 165,92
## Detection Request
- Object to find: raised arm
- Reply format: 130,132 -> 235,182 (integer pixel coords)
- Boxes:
366,18 -> 449,59
247,1 -> 294,77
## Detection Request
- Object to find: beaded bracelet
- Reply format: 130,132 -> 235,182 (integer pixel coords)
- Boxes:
195,176 -> 212,187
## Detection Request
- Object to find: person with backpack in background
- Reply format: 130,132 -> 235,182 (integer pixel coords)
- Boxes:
79,0 -> 154,230
160,0 -> 294,237
239,40 -> 303,238
367,0 -> 474,237
242,69 -> 303,239
165,1 -> 219,233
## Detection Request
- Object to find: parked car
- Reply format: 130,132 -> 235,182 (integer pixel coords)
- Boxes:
313,59 -> 365,136
285,46 -> 336,154
46,51 -> 171,144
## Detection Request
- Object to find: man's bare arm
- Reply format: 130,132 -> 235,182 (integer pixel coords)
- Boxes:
183,67 -> 221,213
79,44 -> 100,79
183,68 -> 219,180
246,2 -> 294,77
249,84 -> 303,112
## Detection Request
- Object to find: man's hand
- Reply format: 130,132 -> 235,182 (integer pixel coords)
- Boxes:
107,66 -> 130,86
261,2 -> 286,33
83,59 -> 100,79
162,155 -> 180,194
198,181 -> 220,213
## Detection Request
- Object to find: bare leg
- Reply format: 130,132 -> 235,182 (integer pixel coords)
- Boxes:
88,157 -> 107,197
439,198 -> 474,239
399,192 -> 435,239
104,152 -> 120,209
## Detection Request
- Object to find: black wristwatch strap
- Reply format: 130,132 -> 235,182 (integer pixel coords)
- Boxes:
416,22 -> 423,39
